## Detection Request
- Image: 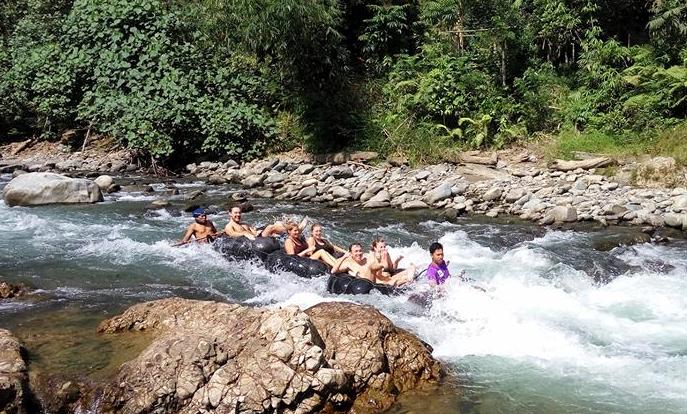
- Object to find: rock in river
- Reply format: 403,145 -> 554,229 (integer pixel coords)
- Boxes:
96,298 -> 441,414
0,329 -> 30,414
3,172 -> 103,207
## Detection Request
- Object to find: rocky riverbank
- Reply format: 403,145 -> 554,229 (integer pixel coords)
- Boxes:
185,151 -> 687,232
3,139 -> 687,232
0,299 -> 441,414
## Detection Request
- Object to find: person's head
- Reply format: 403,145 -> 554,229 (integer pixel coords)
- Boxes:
429,242 -> 444,264
192,208 -> 207,224
349,243 -> 364,261
286,221 -> 301,238
311,223 -> 324,239
371,236 -> 386,253
230,206 -> 242,222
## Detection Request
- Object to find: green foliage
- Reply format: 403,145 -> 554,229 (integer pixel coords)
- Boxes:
359,3 -> 414,70
1,0 -> 687,164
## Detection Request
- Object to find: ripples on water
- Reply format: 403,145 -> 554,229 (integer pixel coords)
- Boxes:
1,174 -> 686,414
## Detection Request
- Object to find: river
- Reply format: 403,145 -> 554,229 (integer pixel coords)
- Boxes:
1,173 -> 686,413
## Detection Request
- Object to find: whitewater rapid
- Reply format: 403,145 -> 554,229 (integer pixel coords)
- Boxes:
1,175 -> 686,413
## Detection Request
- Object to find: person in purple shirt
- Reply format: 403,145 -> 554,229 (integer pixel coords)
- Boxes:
426,242 -> 450,286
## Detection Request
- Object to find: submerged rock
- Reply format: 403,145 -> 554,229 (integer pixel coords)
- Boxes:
0,282 -> 30,299
96,298 -> 441,414
3,172 -> 103,207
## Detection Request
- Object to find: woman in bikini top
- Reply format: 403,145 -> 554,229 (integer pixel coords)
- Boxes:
308,223 -> 347,258
284,222 -> 310,256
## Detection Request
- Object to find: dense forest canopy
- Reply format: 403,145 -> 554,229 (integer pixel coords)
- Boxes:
1,0 -> 685,164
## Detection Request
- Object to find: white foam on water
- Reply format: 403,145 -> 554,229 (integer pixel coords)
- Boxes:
270,229 -> 687,412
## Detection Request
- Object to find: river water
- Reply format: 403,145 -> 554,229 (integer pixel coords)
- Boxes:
1,174 -> 686,414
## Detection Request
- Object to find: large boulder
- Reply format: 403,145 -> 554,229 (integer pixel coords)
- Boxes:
96,298 -> 440,414
3,172 -> 103,207
0,329 -> 30,414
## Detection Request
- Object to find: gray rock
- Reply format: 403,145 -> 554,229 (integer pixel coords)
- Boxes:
423,183 -> 452,204
94,175 -> 114,191
415,170 -> 431,181
273,161 -> 288,171
664,213 -> 687,229
514,194 -> 531,206
185,163 -> 198,174
208,174 -> 227,185
451,182 -> 469,195
264,172 -> 286,184
11,170 -> 27,178
242,174 -> 266,188
254,189 -> 274,198
504,188 -> 527,202
297,186 -> 317,199
301,178 -> 319,187
573,179 -> 589,191
602,182 -> 619,191
330,186 -> 351,200
296,164 -> 315,175
548,206 -> 578,222
401,200 -> 429,210
326,166 -> 353,179
486,210 -> 499,218
673,195 -> 687,212
224,159 -> 239,168
3,172 -> 103,206
360,184 -> 384,202
363,190 -> 391,208
482,187 -> 502,202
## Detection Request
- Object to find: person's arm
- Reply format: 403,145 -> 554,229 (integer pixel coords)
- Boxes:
331,253 -> 350,273
392,253 -> 404,270
225,222 -> 255,240
284,239 -> 296,255
299,245 -> 315,257
209,221 -> 218,236
181,224 -> 195,243
307,237 -> 317,250
369,262 -> 384,272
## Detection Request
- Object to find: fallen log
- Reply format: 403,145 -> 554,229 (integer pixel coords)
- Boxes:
443,151 -> 498,165
460,152 -> 498,165
550,156 -> 614,171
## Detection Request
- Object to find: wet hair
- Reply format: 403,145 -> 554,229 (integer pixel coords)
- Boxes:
349,243 -> 362,252
429,242 -> 443,254
311,223 -> 323,232
371,236 -> 385,249
230,205 -> 242,213
285,221 -> 300,232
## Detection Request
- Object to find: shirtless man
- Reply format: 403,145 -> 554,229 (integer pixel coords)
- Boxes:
224,206 -> 260,240
224,206 -> 308,239
330,243 -> 383,282
179,208 -> 218,244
